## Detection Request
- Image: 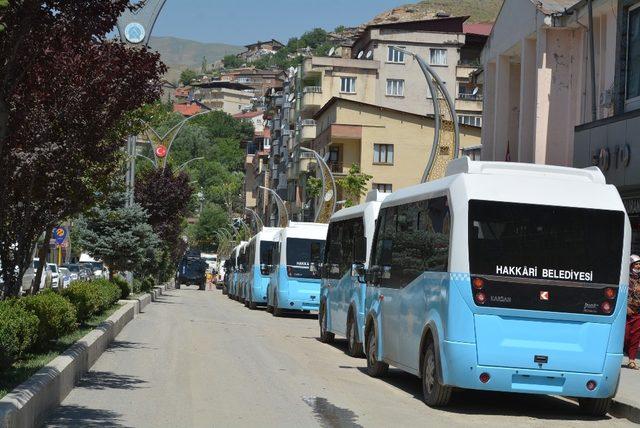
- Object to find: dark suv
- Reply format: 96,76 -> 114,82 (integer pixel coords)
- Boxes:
176,254 -> 208,290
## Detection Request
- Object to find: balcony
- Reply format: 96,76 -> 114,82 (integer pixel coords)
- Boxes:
456,64 -> 479,80
455,93 -> 483,113
327,161 -> 347,175
301,86 -> 323,118
301,119 -> 317,142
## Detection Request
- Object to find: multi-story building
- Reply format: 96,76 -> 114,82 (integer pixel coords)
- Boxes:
221,67 -> 286,100
237,39 -> 285,63
191,81 -> 255,115
305,97 -> 481,212
482,0 -> 640,252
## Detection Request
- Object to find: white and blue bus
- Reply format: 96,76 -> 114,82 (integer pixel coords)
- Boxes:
228,242 -> 248,300
266,222 -> 328,316
243,228 -> 281,310
362,158 -> 630,416
319,190 -> 388,357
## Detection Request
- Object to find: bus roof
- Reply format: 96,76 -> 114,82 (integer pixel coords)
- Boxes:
280,222 -> 328,240
250,227 -> 281,244
331,191 -> 390,223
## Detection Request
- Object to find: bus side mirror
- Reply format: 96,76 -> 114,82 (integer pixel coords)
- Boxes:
260,264 -> 270,275
354,237 -> 367,264
351,262 -> 366,282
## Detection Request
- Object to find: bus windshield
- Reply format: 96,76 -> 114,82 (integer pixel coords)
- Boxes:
469,200 -> 625,285
260,241 -> 277,266
286,238 -> 325,278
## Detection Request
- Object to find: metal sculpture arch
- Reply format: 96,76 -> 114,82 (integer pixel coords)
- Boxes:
395,47 -> 460,182
259,186 -> 289,228
116,0 -> 168,46
300,147 -> 336,224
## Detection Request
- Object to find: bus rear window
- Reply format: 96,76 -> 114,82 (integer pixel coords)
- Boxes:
286,238 -> 325,278
468,200 -> 624,285
260,241 -> 276,266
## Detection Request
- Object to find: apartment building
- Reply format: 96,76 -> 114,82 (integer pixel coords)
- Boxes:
304,97 -> 481,211
238,39 -> 285,63
191,81 -> 255,115
221,67 -> 286,100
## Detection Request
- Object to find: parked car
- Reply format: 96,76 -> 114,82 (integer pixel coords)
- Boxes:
46,263 -> 60,289
79,254 -> 108,279
31,258 -> 53,291
58,267 -> 72,289
62,263 -> 81,281
80,265 -> 94,281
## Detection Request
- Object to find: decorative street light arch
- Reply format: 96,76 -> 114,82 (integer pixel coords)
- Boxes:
300,147 -> 336,224
259,186 -> 289,228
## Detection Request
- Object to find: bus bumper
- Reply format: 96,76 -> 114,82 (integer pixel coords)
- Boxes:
443,341 -> 622,399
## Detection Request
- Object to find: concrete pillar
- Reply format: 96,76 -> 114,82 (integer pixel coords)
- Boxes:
493,55 -> 511,161
534,29 -> 550,164
508,62 -> 521,162
518,37 -> 537,163
481,61 -> 496,161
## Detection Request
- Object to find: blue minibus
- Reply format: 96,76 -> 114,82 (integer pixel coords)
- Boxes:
362,158 -> 630,416
266,222 -> 328,316
243,227 -> 281,310
228,242 -> 247,300
319,190 -> 388,357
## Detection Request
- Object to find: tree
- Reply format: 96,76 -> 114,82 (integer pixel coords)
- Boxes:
179,68 -> 197,86
0,0 -> 165,297
334,25 -> 346,33
188,204 -> 229,252
201,56 -> 209,74
222,54 -> 242,69
306,176 -> 322,199
336,164 -> 373,208
74,194 -> 160,278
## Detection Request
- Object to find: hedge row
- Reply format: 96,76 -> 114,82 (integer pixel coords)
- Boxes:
0,279 -> 125,371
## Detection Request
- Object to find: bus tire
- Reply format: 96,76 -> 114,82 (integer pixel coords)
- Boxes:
319,304 -> 334,343
578,397 -> 611,417
366,327 -> 388,377
346,313 -> 363,357
273,295 -> 284,317
422,342 -> 452,407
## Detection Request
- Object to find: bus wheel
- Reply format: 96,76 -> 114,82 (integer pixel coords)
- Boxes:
422,342 -> 452,407
366,327 -> 388,377
319,305 -> 334,343
346,314 -> 363,357
578,397 -> 611,417
273,295 -> 284,317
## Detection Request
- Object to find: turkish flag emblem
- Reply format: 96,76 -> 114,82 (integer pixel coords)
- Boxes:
539,291 -> 550,301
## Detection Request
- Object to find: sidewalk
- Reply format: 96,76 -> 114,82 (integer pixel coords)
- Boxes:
611,363 -> 640,423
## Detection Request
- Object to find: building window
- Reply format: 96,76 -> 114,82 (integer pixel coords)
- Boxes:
627,4 -> 640,109
340,77 -> 356,94
386,79 -> 405,96
458,115 -> 482,127
373,183 -> 393,193
373,144 -> 394,164
387,46 -> 405,63
429,48 -> 447,66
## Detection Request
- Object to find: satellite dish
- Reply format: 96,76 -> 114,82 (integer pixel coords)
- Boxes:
328,47 -> 335,57
288,93 -> 295,102
357,51 -> 364,59
366,51 -> 373,59
472,87 -> 479,96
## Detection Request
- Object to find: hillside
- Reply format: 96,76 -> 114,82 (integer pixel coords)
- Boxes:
369,0 -> 502,25
148,36 -> 243,84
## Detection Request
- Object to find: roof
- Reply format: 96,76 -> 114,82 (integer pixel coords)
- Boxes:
463,22 -> 493,36
173,103 -> 202,117
537,0 -> 582,14
191,81 -> 254,91
233,110 -> 264,119
244,39 -> 285,49
363,16 -> 468,33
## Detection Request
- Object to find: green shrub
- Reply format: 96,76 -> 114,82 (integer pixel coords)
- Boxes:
110,275 -> 130,300
92,279 -> 121,311
17,290 -> 77,349
61,281 -> 102,322
141,276 -> 155,293
0,301 -> 39,369
132,278 -> 142,294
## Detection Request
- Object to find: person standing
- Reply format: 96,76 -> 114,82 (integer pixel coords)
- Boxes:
625,255 -> 640,369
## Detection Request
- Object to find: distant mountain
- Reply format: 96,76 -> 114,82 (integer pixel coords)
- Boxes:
148,36 -> 243,84
369,0 -> 502,25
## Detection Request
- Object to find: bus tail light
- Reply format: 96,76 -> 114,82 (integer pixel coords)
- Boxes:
475,292 -> 487,305
601,301 -> 613,314
586,380 -> 597,391
472,277 -> 485,290
479,373 -> 490,384
287,266 -> 293,277
604,288 -> 616,299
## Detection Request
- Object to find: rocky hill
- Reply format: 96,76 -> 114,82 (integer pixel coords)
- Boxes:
368,0 -> 502,25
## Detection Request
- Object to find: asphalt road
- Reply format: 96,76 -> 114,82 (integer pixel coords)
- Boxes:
45,287 -> 635,428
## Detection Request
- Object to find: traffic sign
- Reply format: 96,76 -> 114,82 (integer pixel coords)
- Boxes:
155,145 -> 167,158
52,226 -> 67,245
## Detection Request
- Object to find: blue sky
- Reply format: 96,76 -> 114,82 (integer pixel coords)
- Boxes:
152,0 -> 407,45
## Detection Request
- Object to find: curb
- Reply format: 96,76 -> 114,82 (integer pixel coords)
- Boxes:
0,302 -> 136,428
